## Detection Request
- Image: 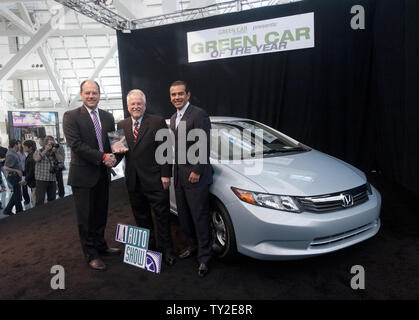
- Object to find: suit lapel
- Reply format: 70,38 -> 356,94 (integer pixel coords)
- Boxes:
170,113 -> 176,132
132,114 -> 149,149
180,104 -> 193,125
80,106 -> 99,148
171,104 -> 193,134
97,108 -> 108,148
122,117 -> 135,150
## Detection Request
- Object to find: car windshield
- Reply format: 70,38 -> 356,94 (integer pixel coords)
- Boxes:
210,120 -> 309,160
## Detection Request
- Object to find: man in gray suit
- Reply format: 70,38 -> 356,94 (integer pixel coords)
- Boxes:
169,80 -> 213,277
63,80 -> 121,271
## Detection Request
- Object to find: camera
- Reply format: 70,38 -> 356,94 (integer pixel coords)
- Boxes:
50,158 -> 65,174
51,143 -> 60,149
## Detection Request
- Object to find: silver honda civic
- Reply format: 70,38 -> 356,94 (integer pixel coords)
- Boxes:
169,117 -> 381,260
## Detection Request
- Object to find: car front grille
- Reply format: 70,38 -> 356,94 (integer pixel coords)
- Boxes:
296,184 -> 369,213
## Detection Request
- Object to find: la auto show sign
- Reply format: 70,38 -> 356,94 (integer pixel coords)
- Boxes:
187,12 -> 314,63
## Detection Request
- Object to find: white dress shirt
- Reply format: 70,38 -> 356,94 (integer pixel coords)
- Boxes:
176,102 -> 190,128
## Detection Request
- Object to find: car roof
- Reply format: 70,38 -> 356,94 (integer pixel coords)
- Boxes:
209,116 -> 250,122
165,116 -> 251,123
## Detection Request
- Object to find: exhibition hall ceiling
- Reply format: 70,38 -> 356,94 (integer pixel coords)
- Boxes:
0,0 -> 299,108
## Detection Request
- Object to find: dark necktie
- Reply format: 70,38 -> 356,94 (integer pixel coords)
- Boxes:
91,110 -> 104,152
133,120 -> 139,142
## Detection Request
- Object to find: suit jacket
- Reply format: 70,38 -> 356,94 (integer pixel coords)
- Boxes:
63,106 -> 115,188
117,113 -> 172,193
170,104 -> 213,188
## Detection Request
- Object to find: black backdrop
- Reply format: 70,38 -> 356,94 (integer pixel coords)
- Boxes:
117,0 -> 419,196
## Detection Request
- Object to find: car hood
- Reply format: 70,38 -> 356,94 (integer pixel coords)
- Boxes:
224,150 -> 366,197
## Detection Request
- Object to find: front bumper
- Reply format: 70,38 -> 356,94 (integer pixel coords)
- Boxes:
225,185 -> 381,260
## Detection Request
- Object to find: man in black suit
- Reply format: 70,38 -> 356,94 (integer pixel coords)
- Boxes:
63,80 -> 121,271
169,80 -> 213,277
117,89 -> 176,266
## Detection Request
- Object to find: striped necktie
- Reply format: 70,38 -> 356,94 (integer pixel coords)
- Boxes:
133,120 -> 139,142
91,110 -> 104,152
175,112 -> 182,129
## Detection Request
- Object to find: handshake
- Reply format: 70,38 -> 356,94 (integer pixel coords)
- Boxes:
102,153 -> 117,167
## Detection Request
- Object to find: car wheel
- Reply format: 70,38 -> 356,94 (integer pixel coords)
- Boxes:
210,198 -> 237,259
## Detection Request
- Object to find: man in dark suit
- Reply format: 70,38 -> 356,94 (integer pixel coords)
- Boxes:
169,80 -> 213,277
117,89 -> 176,266
63,80 -> 121,271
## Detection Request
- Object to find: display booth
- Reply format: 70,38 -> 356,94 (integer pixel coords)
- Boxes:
7,111 -> 60,146
117,0 -> 419,196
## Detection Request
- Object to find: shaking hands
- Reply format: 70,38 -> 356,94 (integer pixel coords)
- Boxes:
103,153 -> 116,167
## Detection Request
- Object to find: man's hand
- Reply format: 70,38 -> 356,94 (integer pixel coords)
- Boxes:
103,153 -> 116,167
161,177 -> 170,190
111,137 -> 128,154
18,180 -> 25,186
111,140 -> 128,154
188,172 -> 200,184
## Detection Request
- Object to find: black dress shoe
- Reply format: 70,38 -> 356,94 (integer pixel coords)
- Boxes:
164,253 -> 176,266
89,258 -> 107,271
197,263 -> 209,278
178,248 -> 196,259
101,247 -> 122,256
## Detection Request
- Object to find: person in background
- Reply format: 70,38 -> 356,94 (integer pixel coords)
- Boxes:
17,140 -> 30,205
33,136 -> 64,206
0,142 -> 12,192
45,135 -> 66,198
3,139 -> 25,215
23,140 -> 37,206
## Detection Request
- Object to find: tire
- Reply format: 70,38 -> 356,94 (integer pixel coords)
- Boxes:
210,197 -> 237,260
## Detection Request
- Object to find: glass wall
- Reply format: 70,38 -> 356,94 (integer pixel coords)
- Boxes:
22,80 -> 59,108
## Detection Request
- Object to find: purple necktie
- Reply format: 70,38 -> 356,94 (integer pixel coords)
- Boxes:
91,109 -> 104,152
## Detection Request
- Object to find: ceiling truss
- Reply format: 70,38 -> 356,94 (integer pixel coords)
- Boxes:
0,0 -> 300,109
53,0 -> 302,31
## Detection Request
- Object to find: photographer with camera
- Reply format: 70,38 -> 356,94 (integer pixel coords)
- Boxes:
45,135 -> 66,198
33,136 -> 64,206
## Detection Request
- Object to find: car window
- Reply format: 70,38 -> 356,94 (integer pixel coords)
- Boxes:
210,120 -> 308,160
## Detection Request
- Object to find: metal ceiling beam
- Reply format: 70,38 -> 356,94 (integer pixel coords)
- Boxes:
0,7 -> 67,86
132,0 -> 296,29
16,2 -> 69,107
54,0 -> 131,30
0,5 -> 34,35
69,42 -> 117,107
0,0 -> 45,3
0,26 -> 116,37
51,0 -> 301,31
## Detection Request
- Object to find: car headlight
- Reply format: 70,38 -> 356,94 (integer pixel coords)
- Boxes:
231,187 -> 302,213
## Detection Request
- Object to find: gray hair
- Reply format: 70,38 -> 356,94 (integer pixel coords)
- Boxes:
127,89 -> 146,103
